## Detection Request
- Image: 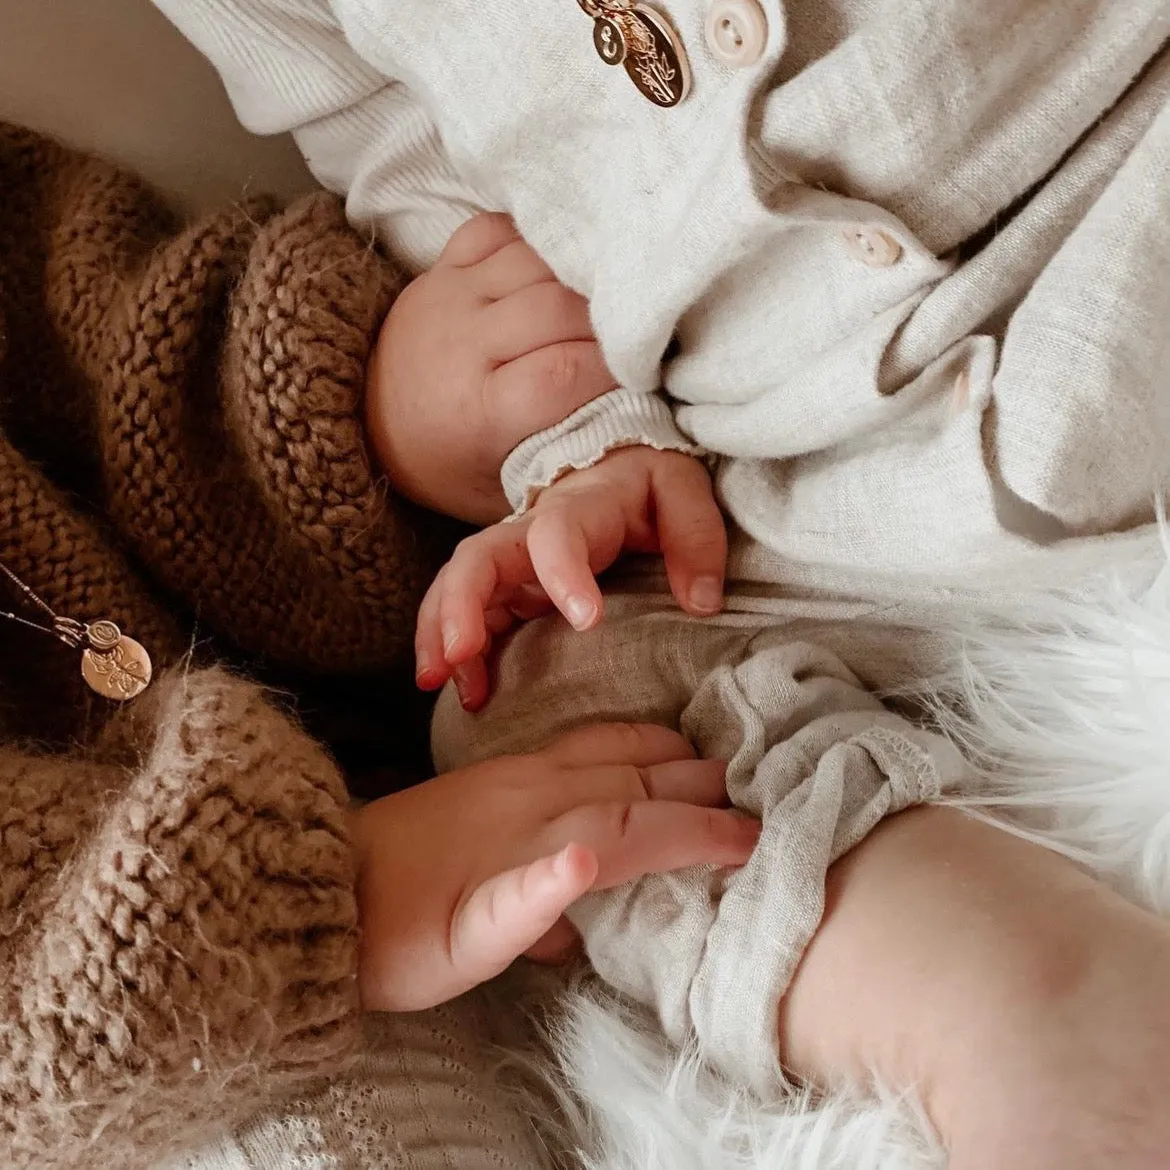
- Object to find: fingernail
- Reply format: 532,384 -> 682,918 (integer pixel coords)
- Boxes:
531,849 -> 571,897
442,620 -> 461,656
454,672 -> 474,711
565,596 -> 598,631
689,576 -> 723,616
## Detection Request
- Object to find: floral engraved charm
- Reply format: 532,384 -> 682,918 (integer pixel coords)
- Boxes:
0,559 -> 155,704
580,1 -> 691,107
81,621 -> 153,701
614,6 -> 691,107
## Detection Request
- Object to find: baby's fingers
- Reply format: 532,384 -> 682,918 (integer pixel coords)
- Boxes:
416,538 -> 522,690
651,455 -> 727,618
525,507 -> 603,632
449,606 -> 524,711
449,845 -> 599,987
438,212 -> 520,267
452,656 -> 491,713
435,526 -> 538,666
547,801 -> 759,891
526,498 -> 631,633
416,572 -> 453,690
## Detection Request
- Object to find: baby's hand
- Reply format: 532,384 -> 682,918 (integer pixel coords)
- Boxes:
416,446 -> 727,710
367,213 -> 618,525
354,722 -> 758,1012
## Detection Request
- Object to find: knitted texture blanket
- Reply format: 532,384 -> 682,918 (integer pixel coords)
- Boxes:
0,124 -> 447,1169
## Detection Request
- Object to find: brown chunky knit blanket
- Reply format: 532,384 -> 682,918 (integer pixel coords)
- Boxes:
0,124 -> 450,1169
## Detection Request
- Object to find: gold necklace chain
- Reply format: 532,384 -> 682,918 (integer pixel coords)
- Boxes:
0,560 -> 88,648
0,558 -> 153,701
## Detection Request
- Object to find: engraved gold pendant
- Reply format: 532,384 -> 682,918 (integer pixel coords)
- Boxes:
79,620 -> 153,701
0,560 -> 153,703
579,1 -> 691,108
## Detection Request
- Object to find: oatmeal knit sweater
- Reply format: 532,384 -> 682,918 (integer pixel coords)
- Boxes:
0,123 -> 447,1169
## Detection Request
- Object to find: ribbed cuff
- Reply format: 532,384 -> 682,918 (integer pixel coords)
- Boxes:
501,388 -> 701,514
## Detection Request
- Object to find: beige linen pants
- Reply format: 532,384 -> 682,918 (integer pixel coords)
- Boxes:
432,604 -> 968,1095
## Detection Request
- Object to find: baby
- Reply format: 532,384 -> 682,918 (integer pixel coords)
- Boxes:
161,1 -> 1170,1165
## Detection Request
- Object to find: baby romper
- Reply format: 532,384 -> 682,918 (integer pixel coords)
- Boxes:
162,0 -> 1170,1116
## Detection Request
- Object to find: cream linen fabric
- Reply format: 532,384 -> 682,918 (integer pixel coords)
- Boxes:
157,0 -> 1170,589
430,608 -> 967,1093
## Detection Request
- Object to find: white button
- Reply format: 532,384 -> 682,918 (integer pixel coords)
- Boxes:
705,0 -> 769,68
841,226 -> 903,268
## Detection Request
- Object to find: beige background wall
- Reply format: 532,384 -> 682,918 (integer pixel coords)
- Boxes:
0,0 -> 314,210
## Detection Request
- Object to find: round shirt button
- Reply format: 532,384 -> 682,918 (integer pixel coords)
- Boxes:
705,0 -> 769,68
842,226 -> 904,268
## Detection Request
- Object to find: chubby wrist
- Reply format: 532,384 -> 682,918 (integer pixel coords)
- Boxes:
365,344 -> 510,526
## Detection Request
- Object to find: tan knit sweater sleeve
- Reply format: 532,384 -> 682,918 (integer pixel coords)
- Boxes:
0,123 -> 453,1166
0,121 -> 450,680
0,668 -> 359,1170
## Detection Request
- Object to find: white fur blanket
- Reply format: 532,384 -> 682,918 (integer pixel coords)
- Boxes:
534,543 -> 1170,1170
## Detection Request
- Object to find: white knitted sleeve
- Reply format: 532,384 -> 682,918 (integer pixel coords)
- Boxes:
153,0 -> 490,270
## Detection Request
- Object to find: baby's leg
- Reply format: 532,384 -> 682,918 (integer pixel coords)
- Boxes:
781,804 -> 1170,1169
433,610 -> 965,1088
435,608 -> 1170,1164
